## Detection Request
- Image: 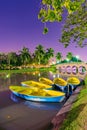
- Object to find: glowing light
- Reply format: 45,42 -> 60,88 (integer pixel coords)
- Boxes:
53,74 -> 56,78
76,55 -> 80,59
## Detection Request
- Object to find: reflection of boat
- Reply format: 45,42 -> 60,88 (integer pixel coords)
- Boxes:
9,86 -> 65,102
23,101 -> 63,110
21,81 -> 52,89
10,93 -> 21,103
11,93 -> 64,110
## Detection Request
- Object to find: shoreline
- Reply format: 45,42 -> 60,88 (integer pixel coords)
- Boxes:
51,86 -> 81,130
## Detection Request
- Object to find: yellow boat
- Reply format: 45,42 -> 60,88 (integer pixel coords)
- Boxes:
21,80 -> 52,89
67,77 -> 80,85
9,86 -> 65,102
67,77 -> 80,90
39,77 -> 53,85
53,78 -> 67,86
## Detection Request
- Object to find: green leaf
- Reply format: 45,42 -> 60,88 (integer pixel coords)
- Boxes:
43,27 -> 48,34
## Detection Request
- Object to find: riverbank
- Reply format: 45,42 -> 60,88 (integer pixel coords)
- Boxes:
0,66 -> 56,74
51,85 -> 87,130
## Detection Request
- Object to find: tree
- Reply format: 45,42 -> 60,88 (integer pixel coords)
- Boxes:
7,52 -> 19,68
46,48 -> 54,58
34,44 -> 45,64
38,0 -> 85,34
0,53 -> 7,69
56,52 -> 62,63
43,48 -> 54,64
19,47 -> 31,65
66,52 -> 73,62
60,2 -> 87,48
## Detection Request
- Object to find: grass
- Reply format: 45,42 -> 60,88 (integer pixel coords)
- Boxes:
0,66 -> 56,74
59,85 -> 87,130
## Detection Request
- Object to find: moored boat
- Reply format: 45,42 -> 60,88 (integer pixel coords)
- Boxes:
39,77 -> 53,85
39,77 -> 69,93
67,77 -> 80,90
21,80 -> 52,89
53,77 -> 67,91
9,86 -> 65,102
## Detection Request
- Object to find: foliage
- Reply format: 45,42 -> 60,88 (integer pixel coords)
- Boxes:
60,2 -> 87,47
60,86 -> 87,130
38,0 -> 84,23
43,27 -> 48,34
66,52 -> 73,61
34,44 -> 45,64
38,0 -> 87,47
19,46 -> 31,65
56,52 -> 62,62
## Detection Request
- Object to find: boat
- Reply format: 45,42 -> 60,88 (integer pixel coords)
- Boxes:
67,77 -> 80,90
39,77 -> 68,92
39,77 -> 53,85
9,86 -> 65,102
52,77 -> 68,91
21,80 -> 52,89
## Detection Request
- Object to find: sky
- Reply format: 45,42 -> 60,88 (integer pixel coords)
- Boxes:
0,0 -> 87,61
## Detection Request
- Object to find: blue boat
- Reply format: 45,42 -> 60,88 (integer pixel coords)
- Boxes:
9,86 -> 65,102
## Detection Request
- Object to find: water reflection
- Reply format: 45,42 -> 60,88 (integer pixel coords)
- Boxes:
0,71 -> 53,92
0,70 -> 86,91
10,93 -> 64,111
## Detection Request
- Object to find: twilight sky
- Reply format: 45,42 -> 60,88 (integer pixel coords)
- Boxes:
0,0 -> 87,61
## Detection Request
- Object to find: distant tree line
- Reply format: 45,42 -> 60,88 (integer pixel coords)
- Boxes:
0,44 -> 82,70
0,45 -> 54,70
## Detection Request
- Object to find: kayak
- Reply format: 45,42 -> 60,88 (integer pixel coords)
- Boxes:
9,86 -> 65,102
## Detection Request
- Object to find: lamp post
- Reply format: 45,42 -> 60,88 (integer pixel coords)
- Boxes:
66,58 -> 69,63
76,55 -> 80,63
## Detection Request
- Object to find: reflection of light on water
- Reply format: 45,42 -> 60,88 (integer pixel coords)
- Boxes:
38,73 -> 41,77
32,72 -> 35,75
6,74 -> 10,78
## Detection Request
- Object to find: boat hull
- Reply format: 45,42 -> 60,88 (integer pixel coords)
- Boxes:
12,91 -> 65,102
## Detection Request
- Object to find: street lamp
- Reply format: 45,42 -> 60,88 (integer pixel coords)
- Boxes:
76,55 -> 80,62
66,58 -> 69,63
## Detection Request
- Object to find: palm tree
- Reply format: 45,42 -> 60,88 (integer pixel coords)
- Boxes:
19,47 -> 31,65
43,48 -> 54,64
7,52 -> 19,69
0,53 -> 7,69
66,52 -> 73,62
34,44 -> 45,64
56,52 -> 62,63
46,48 -> 54,58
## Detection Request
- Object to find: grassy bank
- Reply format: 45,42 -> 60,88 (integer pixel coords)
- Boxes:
60,85 -> 87,130
0,66 -> 56,74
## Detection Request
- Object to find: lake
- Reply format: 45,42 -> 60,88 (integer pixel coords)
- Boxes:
0,71 -> 85,130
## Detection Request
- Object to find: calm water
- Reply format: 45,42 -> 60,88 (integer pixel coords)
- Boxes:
0,71 -> 86,130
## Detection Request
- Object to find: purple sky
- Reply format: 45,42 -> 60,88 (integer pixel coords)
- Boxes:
0,0 -> 87,61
